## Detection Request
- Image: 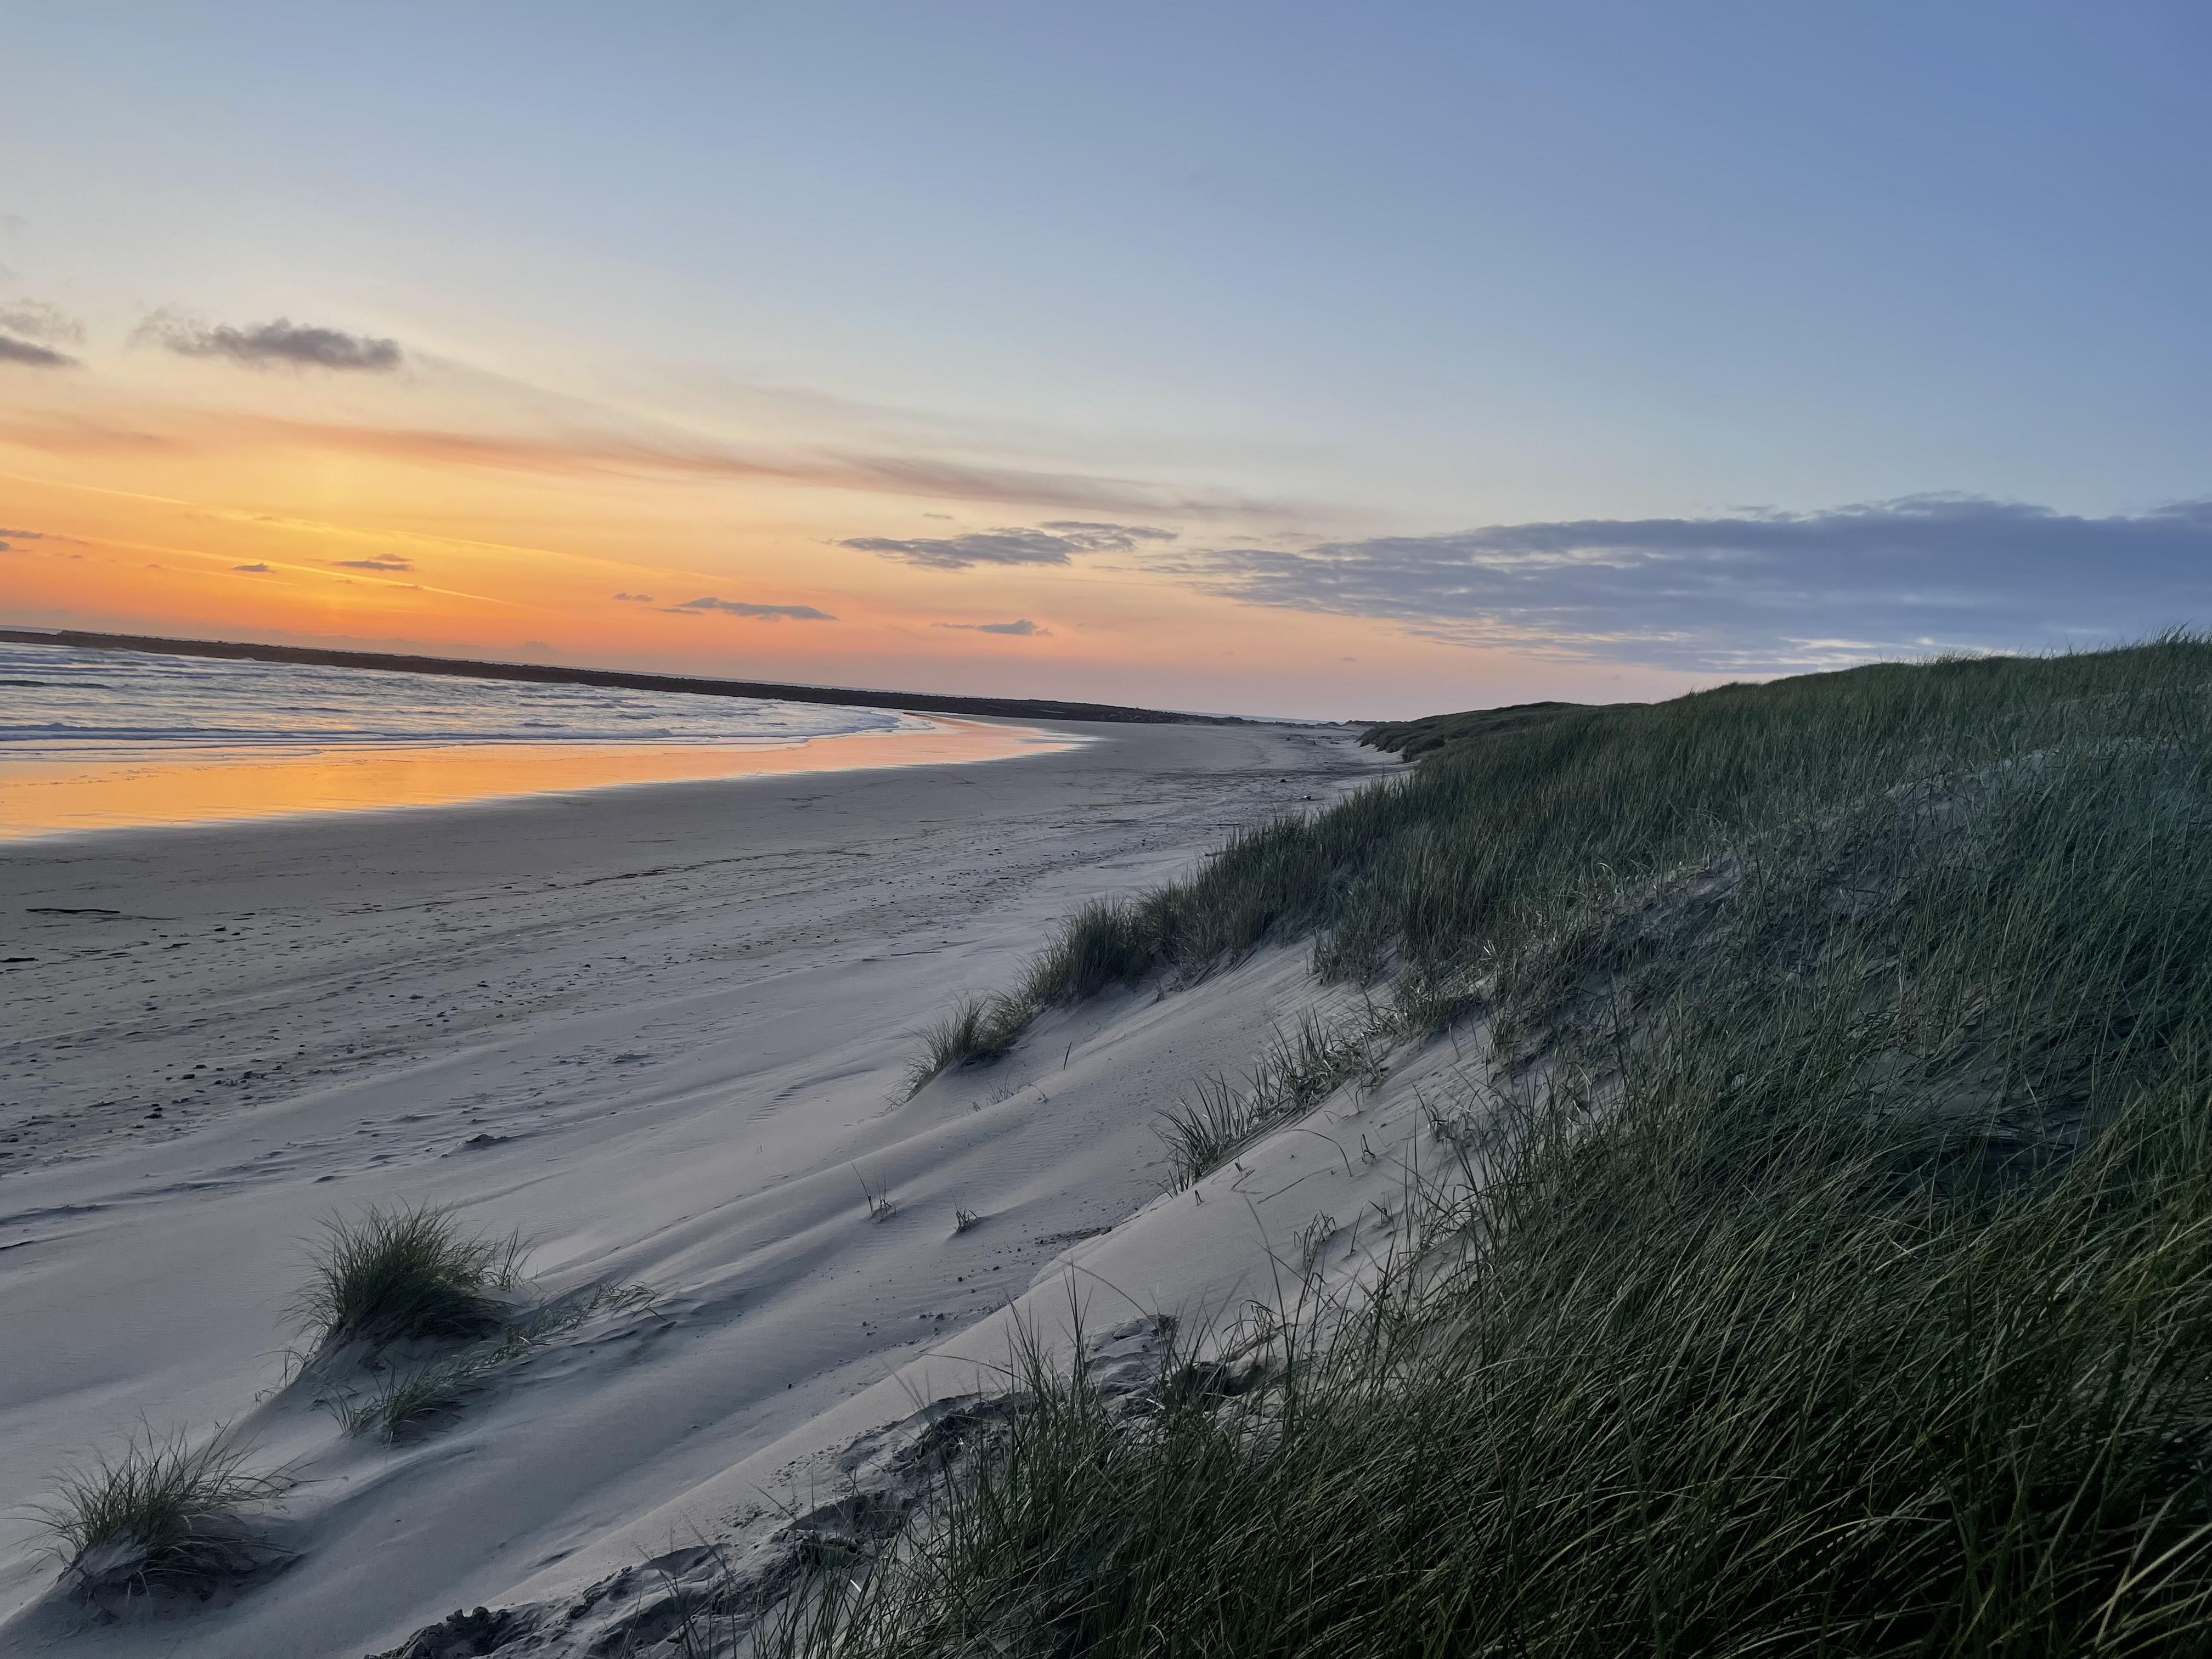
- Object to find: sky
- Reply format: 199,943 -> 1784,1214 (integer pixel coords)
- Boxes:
2,2 -> 2208,719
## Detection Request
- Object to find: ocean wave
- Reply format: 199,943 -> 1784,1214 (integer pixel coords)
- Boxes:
0,642 -> 919,753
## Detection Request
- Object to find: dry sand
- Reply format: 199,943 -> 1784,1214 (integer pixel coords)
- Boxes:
0,718 -> 1402,1656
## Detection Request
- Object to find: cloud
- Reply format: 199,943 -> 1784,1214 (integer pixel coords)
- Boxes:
839,521 -> 1180,570
1186,495 -> 2212,672
141,313 -> 403,371
0,334 -> 77,369
334,556 -> 413,572
667,596 -> 837,622
0,300 -> 84,345
0,526 -> 81,549
0,405 -> 1295,518
1039,520 -> 1181,543
613,591 -> 655,602
232,562 -> 272,573
934,618 -> 1049,636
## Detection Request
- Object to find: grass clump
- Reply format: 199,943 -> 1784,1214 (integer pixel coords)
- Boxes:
32,1429 -> 294,1595
323,1281 -> 654,1442
1357,696 -> 1595,759
328,1356 -> 487,1442
1156,1009 -> 1395,1186
290,1201 -> 523,1346
1013,896 -> 1167,1003
904,899 -> 1172,1093
763,635 -> 2212,1657
904,995 -> 1025,1093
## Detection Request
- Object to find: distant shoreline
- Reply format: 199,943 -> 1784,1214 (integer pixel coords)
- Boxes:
0,627 -> 1248,726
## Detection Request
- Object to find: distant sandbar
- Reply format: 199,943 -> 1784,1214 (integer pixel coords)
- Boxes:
0,628 -> 1245,726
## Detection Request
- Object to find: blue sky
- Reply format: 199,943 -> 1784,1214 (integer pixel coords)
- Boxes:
3,3 -> 2208,713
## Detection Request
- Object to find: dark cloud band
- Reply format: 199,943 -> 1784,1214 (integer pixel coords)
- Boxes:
934,618 -> 1048,636
0,300 -> 85,347
0,335 -> 77,369
667,596 -> 837,621
1189,495 -> 2212,672
144,314 -> 403,372
840,521 -> 1178,570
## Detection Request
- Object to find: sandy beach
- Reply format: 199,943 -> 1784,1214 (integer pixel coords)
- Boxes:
0,718 -> 1393,1655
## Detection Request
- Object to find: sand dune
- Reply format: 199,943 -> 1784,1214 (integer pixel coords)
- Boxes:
0,718 -> 1392,1656
471,943 -> 1479,1657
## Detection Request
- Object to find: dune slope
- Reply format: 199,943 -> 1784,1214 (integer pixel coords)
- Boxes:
0,719 -> 1387,1657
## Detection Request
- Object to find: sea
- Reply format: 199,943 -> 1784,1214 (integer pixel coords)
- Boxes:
0,640 -> 1044,838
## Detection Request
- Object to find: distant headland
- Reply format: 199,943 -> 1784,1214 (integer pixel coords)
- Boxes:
0,627 -> 1246,726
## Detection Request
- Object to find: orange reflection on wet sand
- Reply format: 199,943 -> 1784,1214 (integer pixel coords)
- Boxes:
0,719 -> 1078,840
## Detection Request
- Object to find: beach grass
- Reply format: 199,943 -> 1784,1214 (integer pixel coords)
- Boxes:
31,1428 -> 294,1594
326,1356 -> 486,1443
903,995 -> 1027,1093
799,636 -> 2212,1656
290,1202 -> 523,1346
318,1277 -> 656,1442
1355,695 -> 1595,759
902,898 -> 1170,1093
1154,1008 -> 1395,1187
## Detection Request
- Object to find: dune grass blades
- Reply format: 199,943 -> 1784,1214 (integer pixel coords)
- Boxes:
32,1427 -> 294,1596
902,896 -> 1195,1094
290,1201 -> 523,1346
318,1277 -> 656,1443
777,636 -> 2212,1657
1155,1009 -> 1395,1187
906,636 -> 2212,1078
904,994 -> 1026,1093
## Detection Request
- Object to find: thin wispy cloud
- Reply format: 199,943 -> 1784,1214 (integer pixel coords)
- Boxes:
232,562 -> 272,573
140,313 -> 404,371
334,556 -> 414,572
612,591 -> 654,602
1040,520 -> 1182,543
0,407 -> 1287,518
934,618 -> 1049,636
0,300 -> 85,345
667,596 -> 837,621
0,334 -> 77,369
841,521 -> 1178,570
1188,495 -> 2212,672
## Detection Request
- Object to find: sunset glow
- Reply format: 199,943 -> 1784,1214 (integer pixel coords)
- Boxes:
3,366 -> 1616,718
5,7 -> 2208,714
8,13 -> 2212,1654
0,719 -> 1074,840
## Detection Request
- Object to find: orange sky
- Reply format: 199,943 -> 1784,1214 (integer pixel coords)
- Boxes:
7,10 -> 2209,718
0,355 -> 1706,719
